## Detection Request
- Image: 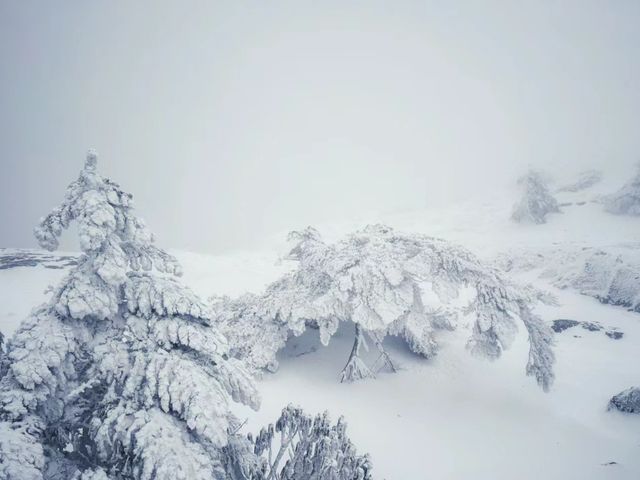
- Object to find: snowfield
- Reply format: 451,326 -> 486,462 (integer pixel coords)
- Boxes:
1,186 -> 639,479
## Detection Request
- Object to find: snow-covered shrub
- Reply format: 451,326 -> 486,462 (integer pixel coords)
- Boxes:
608,387 -> 640,414
211,294 -> 289,375
497,244 -> 640,313
0,151 -> 259,480
217,225 -> 555,390
511,170 -> 560,224
556,169 -> 602,193
244,405 -> 373,480
604,164 -> 640,216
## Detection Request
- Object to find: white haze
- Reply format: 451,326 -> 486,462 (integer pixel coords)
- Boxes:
1,1 -> 639,253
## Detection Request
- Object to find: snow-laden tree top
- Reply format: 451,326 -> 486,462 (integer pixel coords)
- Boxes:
604,163 -> 640,216
215,225 -> 555,390
1,151 -> 258,480
35,149 -> 180,288
511,169 -> 560,224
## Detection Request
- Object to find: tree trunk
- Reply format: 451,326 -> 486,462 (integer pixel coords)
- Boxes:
367,330 -> 398,373
340,323 -> 374,383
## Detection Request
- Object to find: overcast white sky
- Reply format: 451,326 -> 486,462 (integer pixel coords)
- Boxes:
1,1 -> 639,253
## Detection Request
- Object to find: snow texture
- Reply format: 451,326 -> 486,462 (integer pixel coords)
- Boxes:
0,151 -> 259,480
217,224 -> 555,390
511,170 -> 560,224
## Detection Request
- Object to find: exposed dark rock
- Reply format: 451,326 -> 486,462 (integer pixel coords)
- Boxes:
0,250 -> 76,270
0,257 -> 40,269
608,387 -> 640,414
552,319 -> 624,340
551,319 -> 580,333
581,322 -> 602,332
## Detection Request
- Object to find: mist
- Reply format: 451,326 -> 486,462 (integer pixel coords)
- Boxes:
1,1 -> 639,253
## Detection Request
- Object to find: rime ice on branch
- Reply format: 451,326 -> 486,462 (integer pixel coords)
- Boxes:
511,170 -> 560,224
245,405 -> 373,480
0,151 -> 259,480
215,225 -> 555,390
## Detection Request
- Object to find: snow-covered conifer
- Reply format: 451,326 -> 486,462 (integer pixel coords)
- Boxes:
247,405 -> 373,480
0,151 -> 259,479
217,225 -> 555,390
511,170 -> 560,224
604,164 -> 640,216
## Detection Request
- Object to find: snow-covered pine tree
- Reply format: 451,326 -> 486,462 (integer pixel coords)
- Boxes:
216,225 -> 555,391
0,151 -> 259,480
604,163 -> 640,216
511,169 -> 560,224
245,405 -> 373,480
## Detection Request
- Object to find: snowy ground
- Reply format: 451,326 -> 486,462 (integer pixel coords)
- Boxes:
1,184 -> 639,479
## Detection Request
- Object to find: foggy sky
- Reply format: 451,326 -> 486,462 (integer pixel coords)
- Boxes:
1,1 -> 639,253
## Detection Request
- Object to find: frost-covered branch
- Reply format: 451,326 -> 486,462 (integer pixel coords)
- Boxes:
244,405 -> 373,480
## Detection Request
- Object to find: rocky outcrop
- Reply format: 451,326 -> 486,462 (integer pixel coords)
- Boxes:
608,387 -> 640,414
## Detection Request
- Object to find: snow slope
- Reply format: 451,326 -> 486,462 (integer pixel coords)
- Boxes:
1,186 -> 639,479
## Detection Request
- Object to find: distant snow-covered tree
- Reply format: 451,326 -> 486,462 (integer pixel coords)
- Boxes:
604,164 -> 640,216
217,225 -> 555,391
556,169 -> 602,193
511,170 -> 560,224
240,405 -> 373,480
0,151 -> 259,480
